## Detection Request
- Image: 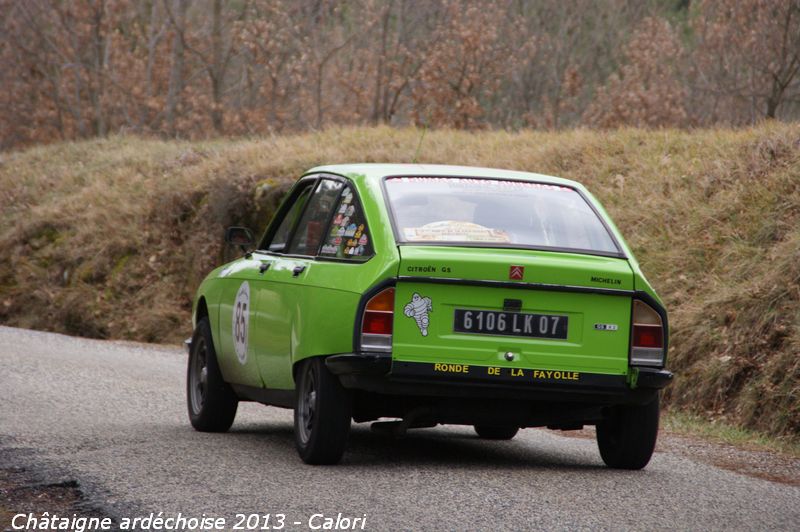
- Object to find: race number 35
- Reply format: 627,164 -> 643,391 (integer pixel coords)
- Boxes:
232,281 -> 250,364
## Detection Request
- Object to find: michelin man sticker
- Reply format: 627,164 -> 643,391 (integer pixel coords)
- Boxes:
404,293 -> 433,336
232,281 -> 250,364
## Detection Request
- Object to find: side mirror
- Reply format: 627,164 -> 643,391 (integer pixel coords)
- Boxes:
225,226 -> 255,252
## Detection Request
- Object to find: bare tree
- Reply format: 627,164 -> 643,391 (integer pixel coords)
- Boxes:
691,0 -> 800,124
165,0 -> 248,133
585,17 -> 688,128
2,0 -> 800,150
165,0 -> 188,136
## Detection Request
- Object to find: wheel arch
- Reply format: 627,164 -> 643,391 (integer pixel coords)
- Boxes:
194,296 -> 209,329
292,355 -> 321,386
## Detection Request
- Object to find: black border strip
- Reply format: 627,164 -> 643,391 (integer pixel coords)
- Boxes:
393,241 -> 625,259
451,308 -> 569,340
397,275 -> 635,297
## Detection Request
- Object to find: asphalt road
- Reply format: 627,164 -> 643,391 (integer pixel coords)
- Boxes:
1,325 -> 798,532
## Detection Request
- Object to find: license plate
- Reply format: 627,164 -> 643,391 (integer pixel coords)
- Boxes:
453,309 -> 568,339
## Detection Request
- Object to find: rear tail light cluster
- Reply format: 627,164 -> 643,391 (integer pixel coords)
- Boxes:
631,300 -> 665,367
360,287 -> 394,352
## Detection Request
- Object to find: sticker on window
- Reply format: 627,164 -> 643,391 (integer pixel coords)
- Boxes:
403,221 -> 511,243
319,186 -> 373,260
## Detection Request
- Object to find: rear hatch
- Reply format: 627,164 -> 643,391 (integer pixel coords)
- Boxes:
392,246 -> 634,377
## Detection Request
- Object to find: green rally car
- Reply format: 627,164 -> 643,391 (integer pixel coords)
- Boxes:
187,164 -> 672,468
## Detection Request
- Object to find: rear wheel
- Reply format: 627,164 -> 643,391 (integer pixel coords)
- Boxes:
294,357 -> 352,465
187,317 -> 238,432
596,395 -> 660,470
474,425 -> 519,440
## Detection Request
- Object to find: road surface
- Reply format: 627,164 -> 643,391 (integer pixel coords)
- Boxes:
1,326 -> 798,531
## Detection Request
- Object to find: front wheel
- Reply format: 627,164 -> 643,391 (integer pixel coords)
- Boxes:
294,357 -> 352,465
596,395 -> 660,470
187,317 -> 238,432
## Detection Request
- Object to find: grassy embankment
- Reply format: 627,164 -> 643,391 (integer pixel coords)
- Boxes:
1,124 -> 798,442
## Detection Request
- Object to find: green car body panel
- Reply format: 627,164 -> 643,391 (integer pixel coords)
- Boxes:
393,247 -> 634,374
192,163 -> 669,402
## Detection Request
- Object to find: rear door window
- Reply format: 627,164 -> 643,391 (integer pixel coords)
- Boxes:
266,184 -> 314,252
287,179 -> 344,256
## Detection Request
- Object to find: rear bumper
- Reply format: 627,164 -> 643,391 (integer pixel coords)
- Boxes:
326,352 -> 672,405
636,366 -> 673,388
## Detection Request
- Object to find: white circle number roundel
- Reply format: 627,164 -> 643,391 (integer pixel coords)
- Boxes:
232,281 -> 250,364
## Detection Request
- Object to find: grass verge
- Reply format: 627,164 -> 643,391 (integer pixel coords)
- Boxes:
662,410 -> 800,458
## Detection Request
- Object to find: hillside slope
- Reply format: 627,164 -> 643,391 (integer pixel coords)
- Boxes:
1,125 -> 798,439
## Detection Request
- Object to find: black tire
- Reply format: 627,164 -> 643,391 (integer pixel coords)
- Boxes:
187,317 -> 238,432
474,425 -> 519,440
294,357 -> 352,465
596,395 -> 660,470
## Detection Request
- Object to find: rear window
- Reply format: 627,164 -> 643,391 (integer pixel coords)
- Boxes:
384,177 -> 620,255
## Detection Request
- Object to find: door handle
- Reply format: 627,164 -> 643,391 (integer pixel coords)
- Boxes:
292,265 -> 306,277
259,262 -> 270,274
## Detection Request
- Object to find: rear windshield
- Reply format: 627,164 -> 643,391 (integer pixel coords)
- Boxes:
384,177 -> 620,255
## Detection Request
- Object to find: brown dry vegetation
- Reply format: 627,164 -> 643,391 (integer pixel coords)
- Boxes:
0,124 -> 798,441
2,0 -> 800,150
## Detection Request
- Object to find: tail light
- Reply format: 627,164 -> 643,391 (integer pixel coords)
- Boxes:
631,300 -> 665,367
360,287 -> 394,352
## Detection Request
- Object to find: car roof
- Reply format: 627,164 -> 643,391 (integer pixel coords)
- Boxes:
304,163 -> 579,188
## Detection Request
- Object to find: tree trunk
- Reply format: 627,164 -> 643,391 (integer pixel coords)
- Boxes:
766,93 -> 779,119
166,0 -> 188,137
371,1 -> 392,125
210,0 -> 224,133
315,61 -> 324,129
89,0 -> 107,137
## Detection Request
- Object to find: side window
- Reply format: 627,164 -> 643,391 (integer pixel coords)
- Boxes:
287,179 -> 344,255
319,186 -> 374,260
266,184 -> 313,252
